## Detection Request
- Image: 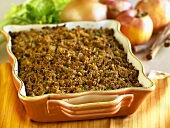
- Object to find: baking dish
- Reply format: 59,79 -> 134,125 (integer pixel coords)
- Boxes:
2,20 -> 155,122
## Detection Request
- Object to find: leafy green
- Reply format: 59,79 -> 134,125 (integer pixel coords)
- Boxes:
0,0 -> 70,44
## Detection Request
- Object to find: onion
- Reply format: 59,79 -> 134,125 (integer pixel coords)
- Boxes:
49,45 -> 56,52
60,0 -> 107,22
99,0 -> 132,19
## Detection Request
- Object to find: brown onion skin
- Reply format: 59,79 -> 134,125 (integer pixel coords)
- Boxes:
60,0 -> 107,22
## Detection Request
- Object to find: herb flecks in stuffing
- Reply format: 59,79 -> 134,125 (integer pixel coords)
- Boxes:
10,25 -> 142,96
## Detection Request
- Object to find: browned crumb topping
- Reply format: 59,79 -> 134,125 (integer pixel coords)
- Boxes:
10,25 -> 142,96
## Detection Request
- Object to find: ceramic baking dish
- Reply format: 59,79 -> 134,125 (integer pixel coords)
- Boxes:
2,20 -> 155,122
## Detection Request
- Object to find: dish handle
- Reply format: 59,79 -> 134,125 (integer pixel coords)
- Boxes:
46,94 -> 134,116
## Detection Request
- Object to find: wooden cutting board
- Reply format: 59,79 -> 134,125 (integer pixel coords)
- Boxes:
0,62 -> 169,128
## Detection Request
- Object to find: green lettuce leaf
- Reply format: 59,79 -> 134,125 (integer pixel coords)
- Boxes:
0,0 -> 70,43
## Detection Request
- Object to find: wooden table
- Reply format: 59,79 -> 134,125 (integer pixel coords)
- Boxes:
0,62 -> 169,128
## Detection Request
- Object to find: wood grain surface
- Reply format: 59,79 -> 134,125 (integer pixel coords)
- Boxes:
0,62 -> 169,128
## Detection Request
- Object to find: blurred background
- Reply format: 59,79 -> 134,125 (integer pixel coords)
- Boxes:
0,0 -> 139,21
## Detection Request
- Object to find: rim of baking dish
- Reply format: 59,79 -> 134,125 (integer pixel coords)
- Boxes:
2,20 -> 155,100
